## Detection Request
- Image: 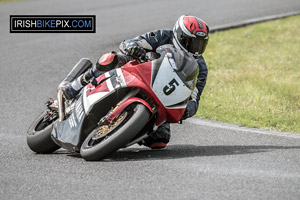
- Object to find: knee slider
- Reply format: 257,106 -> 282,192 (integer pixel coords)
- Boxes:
95,52 -> 118,72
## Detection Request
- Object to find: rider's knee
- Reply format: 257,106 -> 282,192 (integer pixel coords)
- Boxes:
95,52 -> 118,72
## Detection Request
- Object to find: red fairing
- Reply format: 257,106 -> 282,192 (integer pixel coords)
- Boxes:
122,61 -> 152,89
166,108 -> 185,122
85,74 -> 109,97
85,59 -> 187,127
107,97 -> 153,123
183,16 -> 208,35
122,61 -> 152,86
121,61 -> 185,125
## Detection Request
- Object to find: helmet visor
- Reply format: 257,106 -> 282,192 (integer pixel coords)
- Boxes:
175,26 -> 208,55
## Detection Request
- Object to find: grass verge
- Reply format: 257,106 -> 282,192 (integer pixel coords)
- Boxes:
197,15 -> 300,133
0,0 -> 25,3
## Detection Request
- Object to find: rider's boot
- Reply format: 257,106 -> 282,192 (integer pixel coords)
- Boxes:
61,69 -> 94,100
62,52 -> 120,100
143,123 -> 171,149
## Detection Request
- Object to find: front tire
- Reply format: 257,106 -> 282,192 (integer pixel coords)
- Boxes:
27,111 -> 60,154
80,104 -> 150,161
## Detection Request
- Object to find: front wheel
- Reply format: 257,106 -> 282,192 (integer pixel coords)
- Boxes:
27,111 -> 60,154
80,104 -> 150,161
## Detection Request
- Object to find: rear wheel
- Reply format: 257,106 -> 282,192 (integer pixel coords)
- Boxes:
80,104 -> 150,161
27,111 -> 60,154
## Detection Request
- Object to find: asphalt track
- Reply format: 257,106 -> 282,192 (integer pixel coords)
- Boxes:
1,0 -> 300,199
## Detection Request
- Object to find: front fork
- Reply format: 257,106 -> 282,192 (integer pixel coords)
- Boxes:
57,82 -> 68,122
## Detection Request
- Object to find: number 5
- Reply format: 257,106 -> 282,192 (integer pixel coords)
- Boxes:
163,79 -> 179,95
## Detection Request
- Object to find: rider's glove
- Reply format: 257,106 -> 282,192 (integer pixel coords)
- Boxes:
125,46 -> 146,60
181,100 -> 198,120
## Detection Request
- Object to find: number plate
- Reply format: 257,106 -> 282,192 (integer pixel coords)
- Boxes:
152,56 -> 192,107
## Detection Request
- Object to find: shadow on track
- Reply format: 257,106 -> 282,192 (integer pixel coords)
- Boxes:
64,144 -> 300,162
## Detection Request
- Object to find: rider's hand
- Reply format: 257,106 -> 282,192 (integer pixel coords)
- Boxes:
125,46 -> 146,60
181,101 -> 197,120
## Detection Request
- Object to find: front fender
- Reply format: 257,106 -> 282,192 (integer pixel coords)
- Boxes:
107,97 -> 153,123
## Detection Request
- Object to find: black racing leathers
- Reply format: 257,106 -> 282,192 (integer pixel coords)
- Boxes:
121,29 -> 208,118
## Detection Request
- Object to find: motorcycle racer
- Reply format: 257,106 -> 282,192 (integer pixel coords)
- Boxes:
62,15 -> 209,149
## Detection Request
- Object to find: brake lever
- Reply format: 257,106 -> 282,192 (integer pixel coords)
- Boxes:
127,54 -> 150,63
137,55 -> 150,63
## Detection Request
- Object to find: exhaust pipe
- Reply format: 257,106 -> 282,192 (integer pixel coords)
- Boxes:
57,58 -> 93,122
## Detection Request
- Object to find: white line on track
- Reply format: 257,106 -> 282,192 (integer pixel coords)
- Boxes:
210,10 -> 300,32
188,118 -> 300,139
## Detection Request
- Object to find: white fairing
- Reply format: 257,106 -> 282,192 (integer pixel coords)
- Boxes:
83,88 -> 110,114
152,55 -> 192,107
82,68 -> 126,114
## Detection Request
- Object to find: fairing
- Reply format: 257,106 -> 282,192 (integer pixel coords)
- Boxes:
52,86 -> 130,152
51,95 -> 86,152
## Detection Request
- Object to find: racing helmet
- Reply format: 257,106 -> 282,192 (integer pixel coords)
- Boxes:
173,15 -> 209,58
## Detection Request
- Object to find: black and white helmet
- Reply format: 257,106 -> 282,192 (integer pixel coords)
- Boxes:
173,15 -> 209,58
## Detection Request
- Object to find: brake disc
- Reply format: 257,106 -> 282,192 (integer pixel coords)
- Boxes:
97,112 -> 127,137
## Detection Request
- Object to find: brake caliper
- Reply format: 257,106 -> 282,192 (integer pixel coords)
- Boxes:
97,112 -> 127,137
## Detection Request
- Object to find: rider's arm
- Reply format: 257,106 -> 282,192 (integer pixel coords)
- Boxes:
120,29 -> 173,51
185,56 -> 208,118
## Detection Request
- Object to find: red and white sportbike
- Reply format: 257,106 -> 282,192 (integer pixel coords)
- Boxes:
27,44 -> 199,161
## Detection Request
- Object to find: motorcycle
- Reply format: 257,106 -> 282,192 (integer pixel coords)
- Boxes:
27,44 -> 199,161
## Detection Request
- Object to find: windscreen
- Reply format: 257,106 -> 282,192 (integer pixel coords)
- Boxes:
154,44 -> 199,91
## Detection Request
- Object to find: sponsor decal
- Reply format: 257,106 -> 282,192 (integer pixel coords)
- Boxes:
196,31 -> 206,37
195,18 -> 203,29
10,15 -> 96,33
69,115 -> 76,128
75,97 -> 84,122
69,96 -> 84,128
